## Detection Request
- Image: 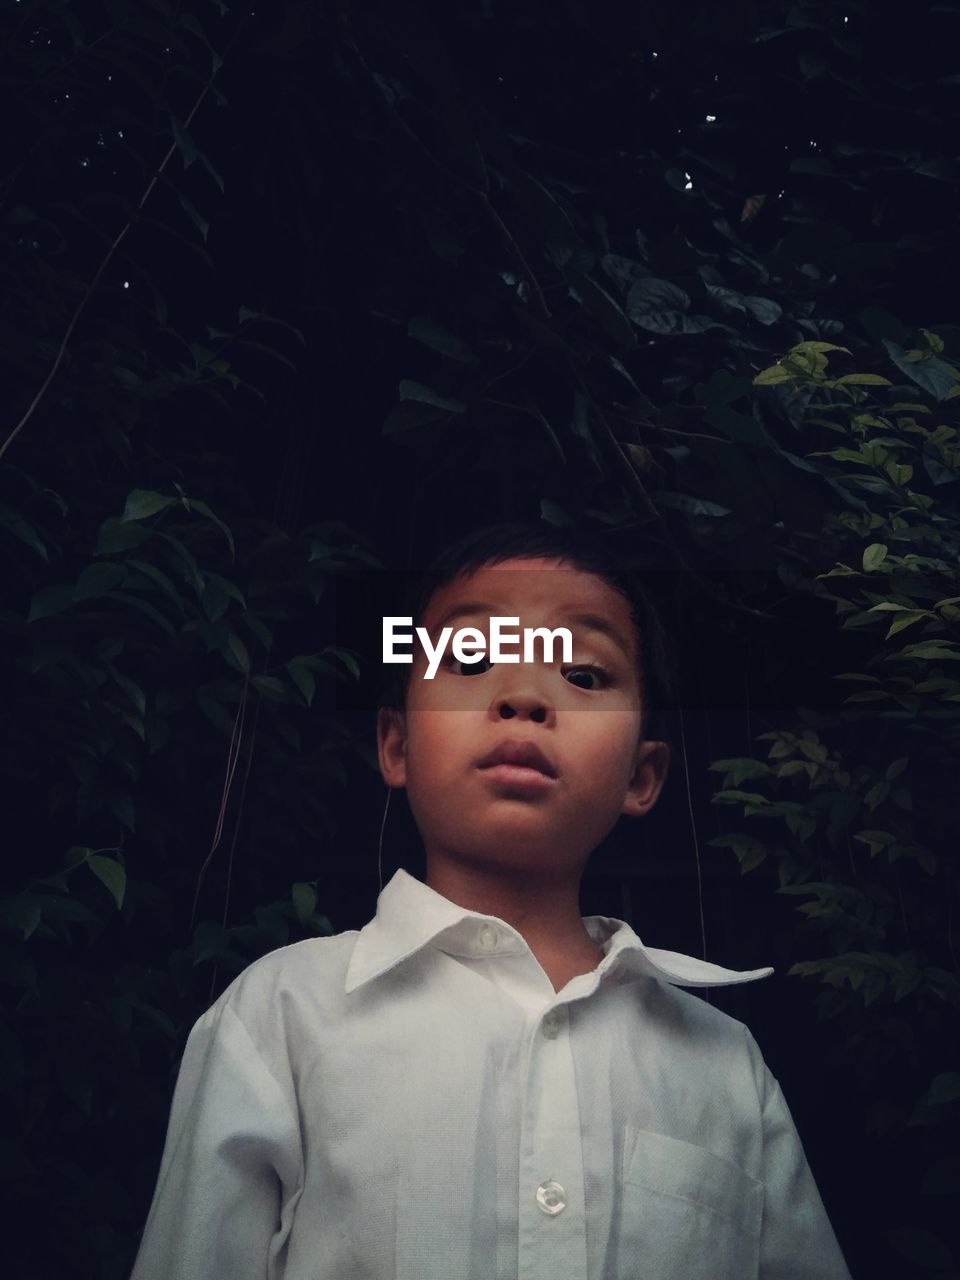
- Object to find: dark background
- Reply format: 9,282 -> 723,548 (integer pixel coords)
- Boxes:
2,1 -> 958,1276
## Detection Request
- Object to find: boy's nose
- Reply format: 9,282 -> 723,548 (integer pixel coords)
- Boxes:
493,687 -> 554,725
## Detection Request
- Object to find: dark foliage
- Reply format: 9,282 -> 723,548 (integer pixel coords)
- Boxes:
1,0 -> 958,1274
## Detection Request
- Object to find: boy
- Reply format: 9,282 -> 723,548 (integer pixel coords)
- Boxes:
131,522 -> 853,1280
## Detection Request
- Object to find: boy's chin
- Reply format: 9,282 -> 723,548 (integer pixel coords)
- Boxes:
425,831 -> 590,879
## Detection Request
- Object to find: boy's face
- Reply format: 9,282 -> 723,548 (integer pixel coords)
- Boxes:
377,557 -> 670,882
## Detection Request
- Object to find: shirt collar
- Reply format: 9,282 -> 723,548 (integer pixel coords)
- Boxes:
344,868 -> 773,995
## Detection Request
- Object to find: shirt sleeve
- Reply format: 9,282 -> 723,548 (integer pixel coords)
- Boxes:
130,1000 -> 304,1280
757,1064 -> 853,1280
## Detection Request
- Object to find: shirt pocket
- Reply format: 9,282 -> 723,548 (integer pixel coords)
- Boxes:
617,1125 -> 762,1280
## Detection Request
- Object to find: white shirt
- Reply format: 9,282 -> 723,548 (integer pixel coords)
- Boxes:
131,868 -> 852,1280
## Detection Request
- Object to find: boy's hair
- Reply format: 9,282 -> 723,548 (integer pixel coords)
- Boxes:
379,521 -> 676,742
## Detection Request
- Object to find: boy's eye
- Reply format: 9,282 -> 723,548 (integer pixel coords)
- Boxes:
447,655 -> 492,676
442,657 -> 611,688
563,665 -> 610,691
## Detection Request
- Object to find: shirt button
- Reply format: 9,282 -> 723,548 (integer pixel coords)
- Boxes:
536,1181 -> 567,1215
542,1011 -> 562,1039
478,924 -> 499,952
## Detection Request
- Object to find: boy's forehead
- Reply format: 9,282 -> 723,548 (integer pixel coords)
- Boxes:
421,557 -> 636,651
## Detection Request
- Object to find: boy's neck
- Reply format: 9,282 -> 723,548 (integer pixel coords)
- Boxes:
425,858 -> 605,992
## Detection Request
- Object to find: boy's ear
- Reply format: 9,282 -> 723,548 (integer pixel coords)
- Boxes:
376,706 -> 408,788
621,738 -> 670,819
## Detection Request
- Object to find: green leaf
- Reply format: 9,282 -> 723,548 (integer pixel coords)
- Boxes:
35,891 -> 97,928
885,461 -> 913,486
655,491 -> 731,517
128,559 -> 187,612
110,792 -> 136,832
202,572 -> 245,608
566,268 -> 637,348
225,633 -> 250,673
198,690 -> 237,735
797,738 -> 828,764
925,1073 -> 960,1106
87,856 -> 126,910
511,170 -> 579,264
712,789 -> 771,806
252,675 -> 287,700
243,614 -> 274,651
108,590 -> 178,637
287,659 -> 316,706
631,310 -> 723,336
708,758 -> 772,785
398,381 -> 466,413
810,447 -> 870,464
171,114 -> 197,168
331,648 -> 361,681
790,341 -> 852,356
702,405 -> 776,449
122,490 -> 176,522
694,370 -> 754,405
407,316 -> 479,364
186,500 -> 235,556
96,517 -> 151,555
896,641 -> 960,661
864,780 -> 890,811
63,846 -> 94,871
191,921 -> 233,965
742,295 -> 782,326
886,610 -> 935,638
113,672 -> 147,715
777,760 -> 814,779
292,882 -> 317,924
198,150 -> 225,193
920,1156 -> 960,1195
753,364 -> 796,386
27,585 -> 75,622
886,1226 -> 955,1270
862,543 -> 888,571
237,306 -> 306,345
626,277 -> 690,318
158,532 -> 205,596
778,881 -> 838,899
0,894 -> 42,940
201,579 -> 230,621
0,502 -> 47,560
883,340 -> 959,401
180,194 -> 209,241
74,562 -> 127,601
835,373 -> 894,386
853,830 -> 895,854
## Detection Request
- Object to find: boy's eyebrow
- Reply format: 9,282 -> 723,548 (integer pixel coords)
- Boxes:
427,601 -> 498,640
426,603 -> 633,661
563,612 -> 633,661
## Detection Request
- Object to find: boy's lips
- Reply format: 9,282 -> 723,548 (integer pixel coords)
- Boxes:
477,740 -> 558,779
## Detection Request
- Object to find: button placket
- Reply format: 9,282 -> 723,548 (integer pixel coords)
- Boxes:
536,1180 -> 566,1215
541,1009 -> 564,1040
517,1002 -> 588,1277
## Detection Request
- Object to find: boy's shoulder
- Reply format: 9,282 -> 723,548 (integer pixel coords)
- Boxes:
202,920 -> 769,1065
642,967 -> 756,1040
207,929 -> 360,1031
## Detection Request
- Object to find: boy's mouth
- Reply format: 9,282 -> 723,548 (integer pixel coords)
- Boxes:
477,740 -> 558,779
